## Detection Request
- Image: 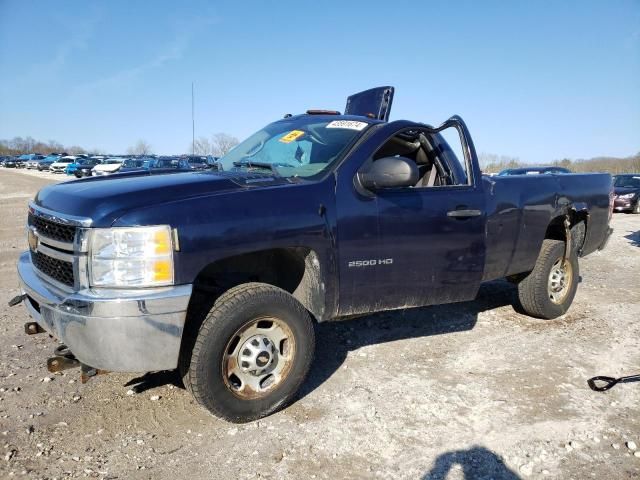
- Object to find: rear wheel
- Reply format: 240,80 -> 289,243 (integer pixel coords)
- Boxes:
180,283 -> 315,423
517,239 -> 579,319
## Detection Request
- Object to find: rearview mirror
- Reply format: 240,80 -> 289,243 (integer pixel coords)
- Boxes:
359,156 -> 418,190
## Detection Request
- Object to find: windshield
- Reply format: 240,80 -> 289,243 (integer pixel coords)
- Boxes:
218,117 -> 370,178
43,155 -> 59,162
104,158 -> 122,164
614,176 -> 640,188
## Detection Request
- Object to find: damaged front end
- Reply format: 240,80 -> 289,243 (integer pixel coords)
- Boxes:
10,204 -> 193,380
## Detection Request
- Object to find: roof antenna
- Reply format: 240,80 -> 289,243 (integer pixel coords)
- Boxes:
191,82 -> 196,155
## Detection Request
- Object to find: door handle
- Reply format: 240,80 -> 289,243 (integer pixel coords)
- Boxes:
447,209 -> 482,218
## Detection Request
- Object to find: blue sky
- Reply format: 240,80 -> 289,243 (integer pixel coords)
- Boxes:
0,1 -> 638,162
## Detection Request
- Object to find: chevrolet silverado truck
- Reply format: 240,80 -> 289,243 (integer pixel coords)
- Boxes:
11,87 -> 613,423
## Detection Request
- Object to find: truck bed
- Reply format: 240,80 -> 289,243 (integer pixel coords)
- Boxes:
482,173 -> 612,281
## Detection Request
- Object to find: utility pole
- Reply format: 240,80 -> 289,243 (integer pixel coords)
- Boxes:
191,82 -> 195,155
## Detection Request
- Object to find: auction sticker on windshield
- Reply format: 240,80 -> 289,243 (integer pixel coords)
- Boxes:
326,120 -> 368,131
279,130 -> 305,143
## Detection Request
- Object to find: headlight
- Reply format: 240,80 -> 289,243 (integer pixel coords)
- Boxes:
619,193 -> 635,199
89,226 -> 174,287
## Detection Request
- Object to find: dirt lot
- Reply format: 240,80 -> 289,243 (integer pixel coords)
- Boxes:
1,168 -> 639,480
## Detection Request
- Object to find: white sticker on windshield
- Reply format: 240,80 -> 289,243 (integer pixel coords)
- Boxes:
326,120 -> 368,131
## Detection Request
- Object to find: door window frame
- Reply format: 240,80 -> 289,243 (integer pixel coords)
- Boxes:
354,122 -> 478,197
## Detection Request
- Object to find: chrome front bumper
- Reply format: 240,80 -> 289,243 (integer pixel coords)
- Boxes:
17,251 -> 192,372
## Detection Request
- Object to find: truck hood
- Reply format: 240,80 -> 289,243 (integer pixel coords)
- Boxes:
33,170 -> 287,227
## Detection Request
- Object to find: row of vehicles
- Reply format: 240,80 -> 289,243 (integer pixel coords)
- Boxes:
0,153 -> 220,176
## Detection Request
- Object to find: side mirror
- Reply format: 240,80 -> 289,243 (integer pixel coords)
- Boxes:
359,156 -> 418,190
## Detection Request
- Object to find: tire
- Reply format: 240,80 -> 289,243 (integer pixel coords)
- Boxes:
180,283 -> 315,423
517,239 -> 579,319
633,201 -> 640,215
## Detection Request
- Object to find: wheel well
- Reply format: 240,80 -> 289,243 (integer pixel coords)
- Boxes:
179,248 -> 325,370
190,248 -> 325,320
544,210 -> 588,254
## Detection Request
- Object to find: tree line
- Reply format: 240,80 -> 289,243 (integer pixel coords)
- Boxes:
0,137 -> 96,156
479,152 -> 640,174
191,133 -> 239,157
0,133 -> 240,157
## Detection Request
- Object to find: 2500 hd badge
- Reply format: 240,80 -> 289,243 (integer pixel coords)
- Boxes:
348,258 -> 394,267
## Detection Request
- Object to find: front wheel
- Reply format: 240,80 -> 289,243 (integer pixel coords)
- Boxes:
517,239 -> 579,319
633,201 -> 640,214
180,283 -> 315,423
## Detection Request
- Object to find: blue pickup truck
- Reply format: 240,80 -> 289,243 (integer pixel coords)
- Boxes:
12,87 -> 613,422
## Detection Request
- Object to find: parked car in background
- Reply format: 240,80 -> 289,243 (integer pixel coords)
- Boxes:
16,154 -> 33,168
49,156 -> 77,174
117,157 -> 151,173
185,155 -> 214,170
36,154 -> 62,171
72,158 -> 104,178
497,166 -> 571,176
15,154 -> 45,168
66,157 -> 103,176
22,154 -> 46,169
2,157 -> 19,168
25,157 -> 46,169
147,156 -> 190,170
613,174 -> 640,214
92,158 -> 124,176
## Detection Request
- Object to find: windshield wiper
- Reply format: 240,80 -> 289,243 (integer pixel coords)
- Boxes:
233,160 -> 281,177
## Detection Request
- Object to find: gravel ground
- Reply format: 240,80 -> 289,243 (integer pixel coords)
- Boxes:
1,168 -> 639,480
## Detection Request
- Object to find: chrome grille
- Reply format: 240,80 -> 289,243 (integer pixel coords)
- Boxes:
27,204 -> 92,291
31,250 -> 74,287
28,213 -> 76,243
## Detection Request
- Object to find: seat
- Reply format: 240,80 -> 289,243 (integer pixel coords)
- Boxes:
372,134 -> 438,188
374,137 -> 420,160
414,141 -> 438,187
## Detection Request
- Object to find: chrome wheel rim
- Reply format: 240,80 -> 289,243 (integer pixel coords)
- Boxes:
222,317 -> 295,399
548,258 -> 572,305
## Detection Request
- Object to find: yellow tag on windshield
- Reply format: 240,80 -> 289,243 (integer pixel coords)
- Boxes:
279,130 -> 304,144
